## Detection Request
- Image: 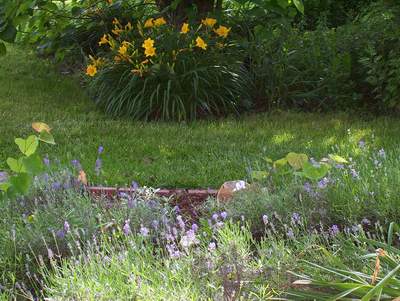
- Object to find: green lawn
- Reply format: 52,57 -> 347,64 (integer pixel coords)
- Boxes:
1,45 -> 400,188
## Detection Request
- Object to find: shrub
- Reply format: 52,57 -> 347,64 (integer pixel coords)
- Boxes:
85,17 -> 250,121
246,1 -> 400,113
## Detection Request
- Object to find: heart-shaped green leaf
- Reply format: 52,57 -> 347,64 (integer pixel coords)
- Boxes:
328,154 -> 348,164
23,154 -> 44,175
286,152 -> 309,170
6,157 -> 27,173
301,162 -> 330,180
273,157 -> 288,169
15,135 -> 38,156
9,173 -> 32,195
39,131 -> 56,145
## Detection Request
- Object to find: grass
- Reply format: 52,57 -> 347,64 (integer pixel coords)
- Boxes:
1,45 -> 400,188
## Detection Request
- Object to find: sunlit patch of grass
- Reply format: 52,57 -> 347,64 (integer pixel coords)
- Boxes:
1,45 -> 400,188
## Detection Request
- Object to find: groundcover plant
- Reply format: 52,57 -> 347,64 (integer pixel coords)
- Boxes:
1,124 -> 399,300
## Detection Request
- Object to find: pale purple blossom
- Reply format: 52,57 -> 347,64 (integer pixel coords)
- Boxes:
212,213 -> 219,221
358,139 -> 366,149
176,215 -> 185,230
71,159 -> 81,169
208,242 -> 216,251
95,158 -> 102,176
131,181 -> 139,190
180,230 -> 198,248
318,177 -> 329,189
220,211 -> 228,220
303,182 -> 313,194
191,223 -> 198,232
0,172 -> 8,183
262,214 -> 269,225
43,155 -> 50,166
51,182 -> 61,190
329,224 -> 340,236
56,229 -> 65,239
166,244 -> 181,259
350,168 -> 359,179
291,212 -> 301,225
335,164 -> 344,169
361,218 -> 371,225
63,221 -> 70,233
378,148 -> 386,159
123,220 -> 131,236
139,226 -> 149,237
152,220 -> 159,230
98,146 -> 104,154
287,229 -> 294,239
47,248 -> 54,260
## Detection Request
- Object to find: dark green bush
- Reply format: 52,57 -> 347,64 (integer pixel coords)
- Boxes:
246,1 -> 400,113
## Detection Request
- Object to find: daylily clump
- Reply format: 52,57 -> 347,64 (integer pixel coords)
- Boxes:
85,16 -> 232,78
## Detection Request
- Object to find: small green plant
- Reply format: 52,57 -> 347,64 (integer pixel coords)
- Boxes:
251,152 -> 348,182
288,222 -> 400,300
0,122 -> 55,199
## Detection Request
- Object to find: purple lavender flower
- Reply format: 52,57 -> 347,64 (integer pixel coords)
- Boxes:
43,155 -> 50,166
63,221 -> 70,233
56,229 -> 65,239
98,146 -> 104,154
131,181 -> 139,190
310,158 -> 320,168
208,242 -> 216,251
95,158 -> 102,176
152,220 -> 159,230
139,226 -> 149,237
191,223 -> 198,232
180,229 -> 198,248
220,211 -> 228,220
303,182 -> 313,194
71,159 -> 81,170
166,244 -> 181,259
173,206 -> 180,214
350,168 -> 359,179
378,148 -> 386,159
287,229 -> 294,239
0,172 -> 8,184
123,220 -> 131,236
212,213 -> 219,221
262,214 -> 269,225
335,164 -> 344,169
51,182 -> 62,190
215,221 -> 224,228
318,177 -> 329,189
176,215 -> 185,230
291,212 -> 301,225
358,139 -> 366,149
361,218 -> 371,225
329,224 -> 340,236
47,248 -> 54,260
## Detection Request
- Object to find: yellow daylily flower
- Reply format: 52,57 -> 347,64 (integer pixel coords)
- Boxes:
144,46 -> 156,57
202,18 -> 217,27
118,44 -> 128,56
86,65 -> 97,77
142,37 -> 154,49
144,18 -> 154,28
214,25 -> 230,38
154,17 -> 167,26
112,27 -> 123,36
125,22 -> 132,31
98,34 -> 110,46
180,23 -> 189,34
195,36 -> 207,50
